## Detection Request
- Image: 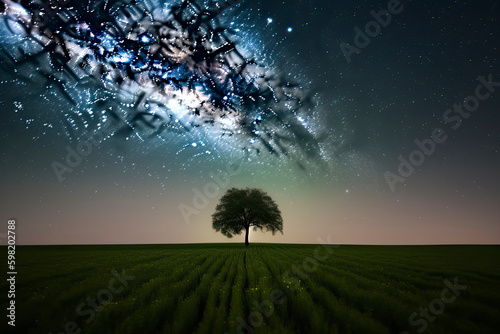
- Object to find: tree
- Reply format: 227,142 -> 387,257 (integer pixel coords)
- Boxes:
212,188 -> 283,246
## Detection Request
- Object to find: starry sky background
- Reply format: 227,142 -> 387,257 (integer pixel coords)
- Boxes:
0,0 -> 499,245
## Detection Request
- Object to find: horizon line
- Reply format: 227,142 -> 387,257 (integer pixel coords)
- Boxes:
3,242 -> 500,247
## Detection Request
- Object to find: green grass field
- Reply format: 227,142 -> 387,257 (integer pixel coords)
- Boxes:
3,244 -> 500,334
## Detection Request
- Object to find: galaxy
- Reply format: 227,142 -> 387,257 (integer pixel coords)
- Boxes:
0,0 -> 332,176
0,0 -> 499,245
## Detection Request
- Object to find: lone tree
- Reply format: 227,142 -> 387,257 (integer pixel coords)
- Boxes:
212,188 -> 283,246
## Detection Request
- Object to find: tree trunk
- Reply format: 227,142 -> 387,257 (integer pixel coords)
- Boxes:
245,226 -> 249,247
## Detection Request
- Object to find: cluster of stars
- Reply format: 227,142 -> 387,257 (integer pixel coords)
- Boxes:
0,0 -> 325,175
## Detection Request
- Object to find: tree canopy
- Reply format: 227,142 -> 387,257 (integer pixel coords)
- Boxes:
212,188 -> 283,246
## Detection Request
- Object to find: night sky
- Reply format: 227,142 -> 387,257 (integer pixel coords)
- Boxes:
0,0 -> 499,245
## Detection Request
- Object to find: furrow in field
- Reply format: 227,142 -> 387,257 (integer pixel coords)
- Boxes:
211,250 -> 241,334
20,250 -> 203,334
243,246 -> 284,333
194,251 -> 239,334
302,247 -> 493,289
278,249 -> 417,327
227,250 -> 248,333
255,247 -> 396,332
253,246 -> 307,333
167,250 -> 230,333
305,280 -> 391,334
112,250 -> 219,334
283,247 -> 447,298
255,247 -> 331,333
18,251 -> 177,286
280,246 -> 499,333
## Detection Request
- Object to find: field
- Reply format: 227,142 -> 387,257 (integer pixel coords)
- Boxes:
3,244 -> 500,333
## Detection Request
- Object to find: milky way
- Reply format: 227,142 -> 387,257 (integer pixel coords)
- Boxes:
0,0 -> 331,173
